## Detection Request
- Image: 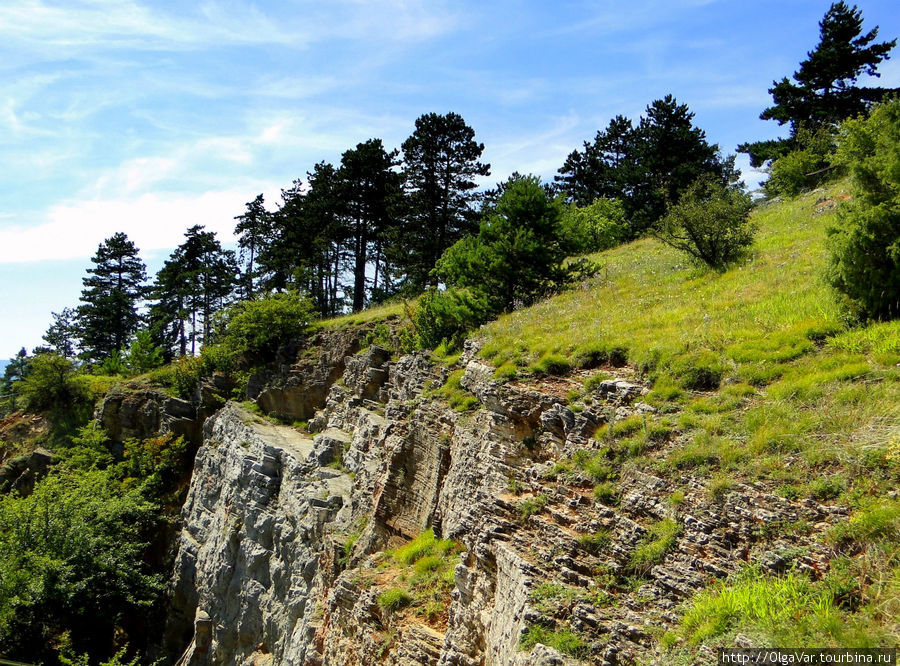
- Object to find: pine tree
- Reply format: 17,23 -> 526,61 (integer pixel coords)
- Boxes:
399,112 -> 490,290
556,115 -> 637,207
149,226 -> 236,356
76,233 -> 147,363
42,308 -> 78,358
338,139 -> 403,312
234,194 -> 272,300
739,2 -> 898,166
633,95 -> 725,231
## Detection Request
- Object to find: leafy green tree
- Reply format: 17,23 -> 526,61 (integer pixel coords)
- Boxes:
827,98 -> 900,319
338,139 -> 403,311
763,125 -> 837,197
739,2 -> 898,166
653,175 -> 755,269
233,193 -> 272,300
210,291 -> 315,361
559,198 -> 628,255
0,470 -> 162,662
398,112 -> 491,290
76,233 -> 147,364
15,352 -> 87,413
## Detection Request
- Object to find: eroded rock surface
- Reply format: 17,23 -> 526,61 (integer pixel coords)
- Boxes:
167,334 -> 841,665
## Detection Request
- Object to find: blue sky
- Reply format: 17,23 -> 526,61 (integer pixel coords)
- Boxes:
2,0 -> 899,358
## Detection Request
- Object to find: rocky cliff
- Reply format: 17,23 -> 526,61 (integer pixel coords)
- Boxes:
163,336 -> 842,665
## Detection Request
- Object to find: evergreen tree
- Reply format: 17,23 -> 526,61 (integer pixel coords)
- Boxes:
633,95 -> 726,232
259,164 -> 348,316
438,174 -> 569,313
399,112 -> 490,290
233,194 -> 272,300
76,233 -> 146,363
739,2 -> 898,166
556,115 -> 637,207
42,308 -> 78,358
149,226 -> 236,356
556,97 -> 733,235
338,139 -> 403,312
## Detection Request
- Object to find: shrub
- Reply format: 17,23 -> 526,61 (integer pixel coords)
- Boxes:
172,355 -> 203,399
15,353 -> 88,413
559,197 -> 628,254
654,175 -> 755,269
411,287 -> 491,351
437,175 -> 571,316
124,329 -> 164,375
764,125 -> 836,197
212,291 -> 315,359
827,98 -> 900,320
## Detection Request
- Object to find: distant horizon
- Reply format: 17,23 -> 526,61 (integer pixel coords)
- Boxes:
3,0 -> 899,358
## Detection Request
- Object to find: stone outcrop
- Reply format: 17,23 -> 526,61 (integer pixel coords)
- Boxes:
97,387 -> 203,443
0,447 -> 56,496
165,332 -> 843,665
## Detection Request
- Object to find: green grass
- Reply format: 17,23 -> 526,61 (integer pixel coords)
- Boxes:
630,518 -> 681,573
477,187 -> 849,379
519,624 -> 588,658
679,568 -> 893,648
519,493 -> 549,520
429,369 -> 480,411
311,300 -> 407,330
389,527 -> 457,566
377,587 -> 412,612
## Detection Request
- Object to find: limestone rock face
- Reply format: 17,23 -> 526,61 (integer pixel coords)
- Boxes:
251,327 -> 366,422
97,387 -> 202,443
166,402 -> 354,665
166,333 -> 841,666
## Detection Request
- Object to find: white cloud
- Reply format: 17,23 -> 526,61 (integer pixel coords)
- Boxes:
0,187 -> 281,264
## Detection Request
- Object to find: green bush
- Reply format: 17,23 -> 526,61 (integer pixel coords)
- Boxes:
172,355 -> 203,399
560,197 -> 627,254
15,353 -> 88,413
212,291 -> 315,359
124,330 -> 164,375
0,470 -> 162,661
654,175 -> 755,269
411,287 -> 491,351
764,126 -> 836,197
437,174 -> 571,316
827,98 -> 900,320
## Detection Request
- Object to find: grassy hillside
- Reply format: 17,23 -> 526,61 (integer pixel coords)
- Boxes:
475,181 -> 900,651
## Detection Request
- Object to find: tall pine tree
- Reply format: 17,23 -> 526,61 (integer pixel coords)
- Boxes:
739,2 -> 898,166
234,193 -> 272,300
76,233 -> 146,363
149,226 -> 236,357
399,112 -> 490,290
338,139 -> 402,312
